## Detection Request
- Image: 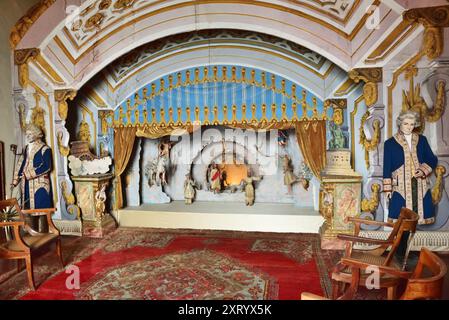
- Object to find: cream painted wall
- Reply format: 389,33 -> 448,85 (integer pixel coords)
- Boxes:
0,0 -> 41,195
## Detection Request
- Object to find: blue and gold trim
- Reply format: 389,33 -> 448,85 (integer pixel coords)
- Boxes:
109,65 -> 330,128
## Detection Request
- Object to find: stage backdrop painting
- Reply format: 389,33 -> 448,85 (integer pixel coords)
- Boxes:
122,127 -> 315,207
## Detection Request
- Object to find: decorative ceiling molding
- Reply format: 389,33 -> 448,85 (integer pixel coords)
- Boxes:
364,20 -> 419,64
75,29 -> 346,108
63,0 -> 367,51
106,30 -> 329,84
10,0 -> 426,92
333,78 -> 359,97
18,0 -> 398,76
288,0 -> 361,23
9,0 -> 56,49
83,86 -> 108,108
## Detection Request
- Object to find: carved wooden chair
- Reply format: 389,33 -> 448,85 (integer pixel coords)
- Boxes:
302,248 -> 447,300
0,198 -> 63,290
331,207 -> 419,300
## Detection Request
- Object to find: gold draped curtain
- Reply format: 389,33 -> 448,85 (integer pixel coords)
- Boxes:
114,127 -> 137,209
114,120 -> 326,208
295,120 -> 326,180
134,121 -> 294,139
136,124 -> 198,139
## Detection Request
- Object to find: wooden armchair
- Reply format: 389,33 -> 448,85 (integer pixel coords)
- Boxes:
302,248 -> 446,300
0,198 -> 64,290
369,247 -> 447,300
331,207 -> 419,300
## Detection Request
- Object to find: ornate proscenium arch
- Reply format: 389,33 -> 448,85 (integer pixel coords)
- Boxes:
11,0 -> 412,90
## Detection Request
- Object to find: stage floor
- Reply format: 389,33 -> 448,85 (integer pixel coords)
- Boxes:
118,201 -> 324,233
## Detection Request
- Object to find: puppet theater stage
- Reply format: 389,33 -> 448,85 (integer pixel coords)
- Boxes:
8,1 -> 449,252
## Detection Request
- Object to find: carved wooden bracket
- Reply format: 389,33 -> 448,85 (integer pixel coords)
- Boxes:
14,48 -> 40,88
404,5 -> 449,60
348,68 -> 382,107
55,89 -> 77,121
403,5 -> 449,27
14,48 -> 40,65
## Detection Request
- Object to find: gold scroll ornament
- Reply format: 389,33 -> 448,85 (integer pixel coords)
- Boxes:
359,112 -> 380,169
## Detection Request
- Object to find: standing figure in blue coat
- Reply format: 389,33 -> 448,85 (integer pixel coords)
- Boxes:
11,124 -> 53,231
383,110 -> 438,256
383,110 -> 438,224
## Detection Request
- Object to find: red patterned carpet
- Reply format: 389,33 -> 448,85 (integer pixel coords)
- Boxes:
0,228 -> 339,300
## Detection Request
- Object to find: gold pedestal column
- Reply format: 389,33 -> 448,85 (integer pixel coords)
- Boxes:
71,173 -> 116,238
319,150 -> 362,249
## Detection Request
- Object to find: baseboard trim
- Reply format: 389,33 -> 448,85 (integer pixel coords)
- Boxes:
54,219 -> 83,236
359,230 -> 449,252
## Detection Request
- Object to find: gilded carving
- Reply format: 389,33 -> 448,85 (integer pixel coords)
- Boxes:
99,0 -> 112,10
118,107 -> 125,125
360,183 -> 380,212
18,64 -> 30,89
319,184 -> 334,223
195,107 -> 200,123
403,5 -> 449,27
362,82 -> 378,107
9,0 -> 56,48
349,68 -> 382,107
55,89 -> 77,121
95,183 -> 107,219
31,94 -> 46,134
100,142 -> 109,157
359,111 -> 380,169
84,12 -> 105,30
14,48 -> 40,88
291,103 -> 299,122
402,66 -> 446,133
270,104 -> 277,122
71,19 -> 83,32
78,111 -> 92,143
18,103 -> 27,130
432,165 -> 446,205
14,48 -> 40,65
403,6 -> 448,60
325,99 -> 347,126
422,26 -> 443,60
114,0 -> 136,11
61,180 -> 80,219
99,110 -> 113,135
332,109 -> 344,126
57,131 -> 70,157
